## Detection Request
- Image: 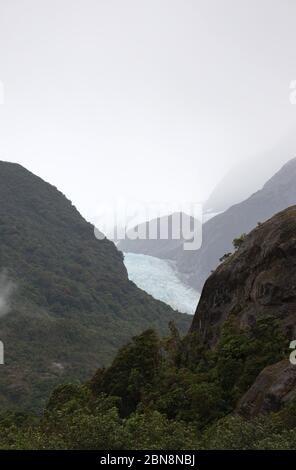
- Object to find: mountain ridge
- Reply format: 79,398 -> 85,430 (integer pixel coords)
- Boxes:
177,157 -> 296,290
0,161 -> 190,411
118,157 -> 296,292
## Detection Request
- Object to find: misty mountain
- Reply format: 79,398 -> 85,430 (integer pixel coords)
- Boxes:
119,158 -> 296,292
0,162 -> 190,411
180,157 -> 296,290
118,212 -> 201,259
205,131 -> 296,213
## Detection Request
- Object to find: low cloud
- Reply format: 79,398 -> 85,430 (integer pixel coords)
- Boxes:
0,271 -> 16,317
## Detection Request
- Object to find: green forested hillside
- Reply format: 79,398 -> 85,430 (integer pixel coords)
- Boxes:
0,206 -> 294,450
0,162 -> 190,411
0,324 -> 293,450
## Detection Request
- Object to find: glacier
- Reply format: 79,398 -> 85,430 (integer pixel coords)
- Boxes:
123,252 -> 200,315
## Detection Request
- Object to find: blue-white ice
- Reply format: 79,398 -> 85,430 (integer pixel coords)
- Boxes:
123,252 -> 200,315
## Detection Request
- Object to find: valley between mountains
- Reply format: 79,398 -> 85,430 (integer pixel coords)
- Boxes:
0,160 -> 296,450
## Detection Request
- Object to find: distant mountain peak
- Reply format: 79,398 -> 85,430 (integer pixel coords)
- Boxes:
180,157 -> 296,290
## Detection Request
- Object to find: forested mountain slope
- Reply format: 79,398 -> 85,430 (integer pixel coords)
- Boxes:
0,161 -> 190,410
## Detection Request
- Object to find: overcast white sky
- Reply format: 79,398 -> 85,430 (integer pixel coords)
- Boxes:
0,0 -> 296,221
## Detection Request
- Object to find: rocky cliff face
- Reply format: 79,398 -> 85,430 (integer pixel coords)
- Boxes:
191,205 -> 296,344
190,205 -> 296,415
237,359 -> 296,418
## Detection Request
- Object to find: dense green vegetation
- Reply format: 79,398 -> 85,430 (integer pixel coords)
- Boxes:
219,234 -> 247,262
0,162 -> 293,449
0,317 -> 291,450
0,162 -> 190,411
232,233 -> 247,250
